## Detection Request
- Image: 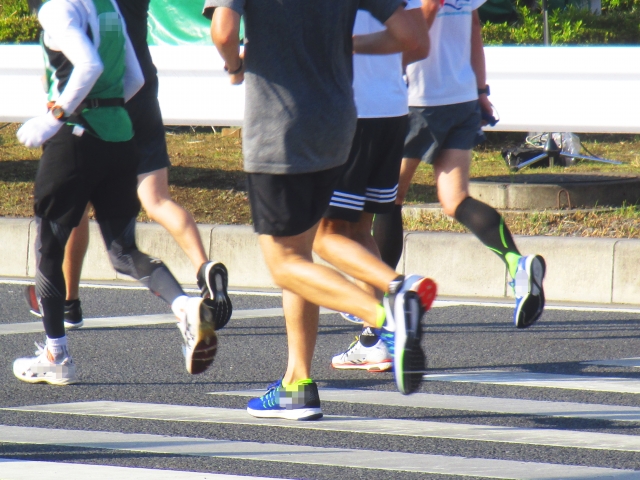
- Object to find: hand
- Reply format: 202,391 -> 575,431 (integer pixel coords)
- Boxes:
478,93 -> 493,126
17,112 -> 64,148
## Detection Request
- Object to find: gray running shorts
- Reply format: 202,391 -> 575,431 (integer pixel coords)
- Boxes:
403,100 -> 482,164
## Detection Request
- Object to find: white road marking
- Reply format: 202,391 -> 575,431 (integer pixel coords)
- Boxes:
0,308 -> 334,336
6,401 -> 640,452
0,458 -> 276,480
584,358 -> 640,368
424,370 -> 640,394
209,388 -> 640,422
0,425 -> 636,479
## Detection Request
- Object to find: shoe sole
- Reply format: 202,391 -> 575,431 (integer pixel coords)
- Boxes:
405,276 -> 438,311
394,290 -> 426,395
23,285 -> 41,317
13,366 -> 78,386
331,361 -> 392,372
246,407 -> 323,421
64,320 -> 84,329
515,255 -> 546,329
204,262 -> 233,330
184,298 -> 218,375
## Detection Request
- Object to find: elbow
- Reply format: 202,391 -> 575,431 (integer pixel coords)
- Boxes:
413,40 -> 430,61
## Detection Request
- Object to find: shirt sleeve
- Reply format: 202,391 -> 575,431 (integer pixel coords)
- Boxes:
202,0 -> 245,20
405,0 -> 423,9
359,0 -> 404,24
38,0 -> 104,114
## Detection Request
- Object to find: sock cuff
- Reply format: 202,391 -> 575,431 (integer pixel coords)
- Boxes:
282,378 -> 313,389
47,336 -> 67,350
374,303 -> 386,329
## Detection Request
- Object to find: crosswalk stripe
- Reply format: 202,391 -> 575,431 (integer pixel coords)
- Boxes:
423,370 -> 640,394
0,458 -> 277,480
1,425 -> 636,479
584,358 -> 640,368
208,388 -> 640,422
6,401 -> 640,452
0,308 -> 334,336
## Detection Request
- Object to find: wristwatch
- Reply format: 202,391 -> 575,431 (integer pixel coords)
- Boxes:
50,104 -> 68,121
477,85 -> 490,96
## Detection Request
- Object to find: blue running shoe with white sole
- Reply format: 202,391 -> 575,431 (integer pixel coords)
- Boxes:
247,379 -> 323,421
383,276 -> 437,395
339,312 -> 364,324
513,255 -> 546,329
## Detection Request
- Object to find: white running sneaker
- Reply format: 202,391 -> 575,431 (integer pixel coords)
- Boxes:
176,297 -> 217,375
331,333 -> 392,372
13,342 -> 77,386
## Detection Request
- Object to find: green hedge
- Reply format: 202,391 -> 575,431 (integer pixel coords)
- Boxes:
483,6 -> 640,44
0,0 -> 40,43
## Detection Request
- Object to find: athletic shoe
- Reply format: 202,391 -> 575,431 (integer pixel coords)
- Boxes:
513,255 -> 546,329
383,276 -> 437,395
23,285 -> 84,329
13,342 -> 77,386
197,262 -> 232,330
176,297 -> 217,375
339,312 -> 364,324
331,332 -> 392,372
247,379 -> 323,421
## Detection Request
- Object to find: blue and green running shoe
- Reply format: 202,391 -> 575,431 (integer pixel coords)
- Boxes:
247,379 -> 323,421
513,255 -> 546,329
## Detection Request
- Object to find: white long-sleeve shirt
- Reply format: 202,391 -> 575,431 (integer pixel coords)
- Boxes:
38,0 -> 144,114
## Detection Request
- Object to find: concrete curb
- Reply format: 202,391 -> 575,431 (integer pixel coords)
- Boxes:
2,218 -> 639,306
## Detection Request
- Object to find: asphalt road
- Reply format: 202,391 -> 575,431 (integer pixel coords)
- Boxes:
0,282 -> 639,479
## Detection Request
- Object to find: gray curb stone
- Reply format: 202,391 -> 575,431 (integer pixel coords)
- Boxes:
3,219 -> 638,306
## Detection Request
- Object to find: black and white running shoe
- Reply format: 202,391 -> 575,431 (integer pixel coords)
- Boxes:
513,255 -> 546,329
197,261 -> 232,330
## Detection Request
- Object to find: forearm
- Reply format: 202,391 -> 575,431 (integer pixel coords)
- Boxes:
354,5 -> 420,55
470,10 -> 487,89
401,6 -> 432,66
210,7 -> 242,71
354,30 -> 409,55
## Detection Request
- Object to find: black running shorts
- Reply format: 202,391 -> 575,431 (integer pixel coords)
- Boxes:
34,124 -> 141,227
247,165 -> 344,237
324,116 -> 408,222
126,91 -> 171,175
403,100 -> 482,164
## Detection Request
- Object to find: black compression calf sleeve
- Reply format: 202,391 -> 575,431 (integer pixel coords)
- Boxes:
454,196 -> 521,276
372,205 -> 404,269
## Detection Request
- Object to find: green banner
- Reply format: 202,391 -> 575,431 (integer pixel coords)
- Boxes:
147,0 -> 244,45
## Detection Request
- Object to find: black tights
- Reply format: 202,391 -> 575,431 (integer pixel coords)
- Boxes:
36,216 -> 185,339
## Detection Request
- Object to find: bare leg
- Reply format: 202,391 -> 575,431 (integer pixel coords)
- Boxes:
137,168 -> 208,272
258,225 -> 381,330
282,289 -> 319,384
62,204 -> 90,301
432,149 -> 471,216
313,215 -> 397,294
395,157 -> 422,205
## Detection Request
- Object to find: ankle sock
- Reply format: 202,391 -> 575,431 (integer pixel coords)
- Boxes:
46,335 -> 67,356
282,378 -> 313,389
374,303 -> 386,329
359,327 -> 379,347
171,295 -> 189,318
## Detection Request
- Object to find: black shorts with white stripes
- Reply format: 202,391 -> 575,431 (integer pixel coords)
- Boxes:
324,115 -> 408,222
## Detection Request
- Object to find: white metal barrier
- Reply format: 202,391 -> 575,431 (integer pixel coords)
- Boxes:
1,45 -> 639,132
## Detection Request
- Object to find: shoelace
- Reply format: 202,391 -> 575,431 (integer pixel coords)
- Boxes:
33,341 -> 47,357
260,380 -> 283,408
379,330 -> 395,357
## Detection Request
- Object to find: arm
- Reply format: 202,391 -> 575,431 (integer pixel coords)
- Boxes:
114,2 -> 144,102
402,1 -> 437,66
471,10 -> 492,118
353,5 -> 425,55
210,7 -> 244,85
39,0 -> 103,115
18,0 -> 104,147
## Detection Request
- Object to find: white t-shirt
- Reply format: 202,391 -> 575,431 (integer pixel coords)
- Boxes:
352,0 -> 422,118
407,0 -> 486,107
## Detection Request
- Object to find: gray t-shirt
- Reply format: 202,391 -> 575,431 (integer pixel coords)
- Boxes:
203,0 -> 402,174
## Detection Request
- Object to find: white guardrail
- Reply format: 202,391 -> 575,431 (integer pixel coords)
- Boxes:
1,45 -> 640,132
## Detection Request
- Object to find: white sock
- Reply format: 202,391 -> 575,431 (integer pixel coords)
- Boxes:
171,295 -> 190,318
46,336 -> 68,356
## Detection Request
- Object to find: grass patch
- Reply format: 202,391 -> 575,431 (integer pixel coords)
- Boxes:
1,124 -> 639,237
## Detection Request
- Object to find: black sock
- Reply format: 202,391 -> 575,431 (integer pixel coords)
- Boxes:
359,327 -> 379,347
372,205 -> 404,269
454,196 -> 521,277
